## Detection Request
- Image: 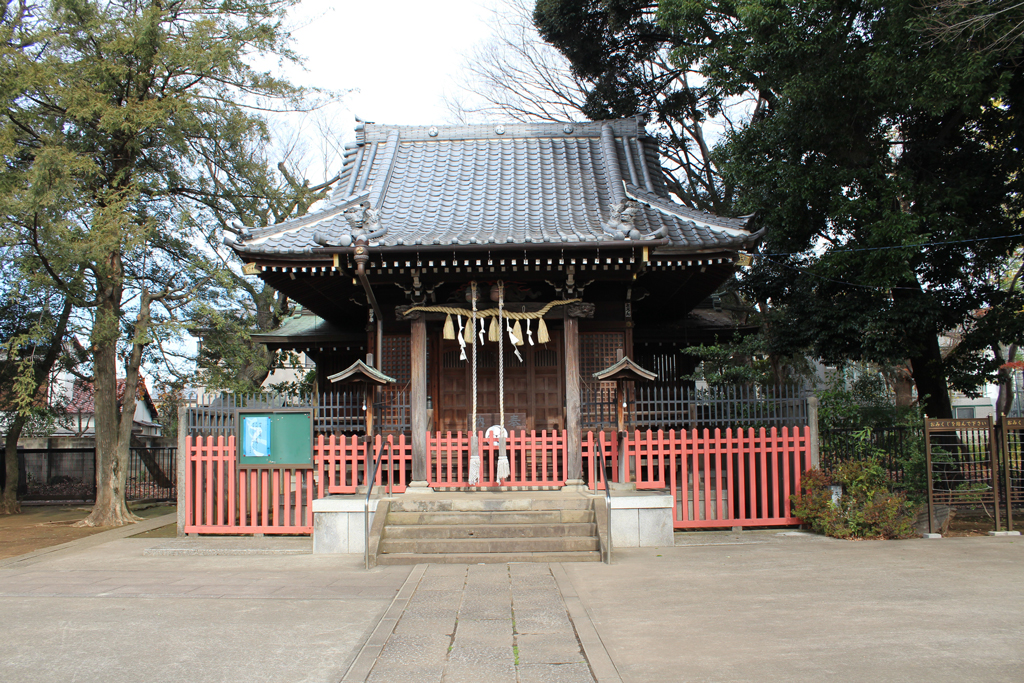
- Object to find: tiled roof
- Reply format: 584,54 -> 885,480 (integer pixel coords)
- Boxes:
257,309 -> 341,338
66,377 -> 157,416
327,359 -> 396,386
229,118 -> 759,256
251,308 -> 362,346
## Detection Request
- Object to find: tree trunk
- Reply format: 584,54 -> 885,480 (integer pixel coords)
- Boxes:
78,275 -> 139,527
893,280 -> 953,419
995,344 -> 1017,430
909,333 -> 953,419
889,362 -> 915,407
1,414 -> 27,515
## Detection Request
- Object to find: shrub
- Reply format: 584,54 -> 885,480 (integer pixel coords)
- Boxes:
791,459 -> 918,539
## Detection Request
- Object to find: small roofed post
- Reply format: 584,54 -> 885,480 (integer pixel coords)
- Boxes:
327,360 -> 397,441
593,356 -> 658,483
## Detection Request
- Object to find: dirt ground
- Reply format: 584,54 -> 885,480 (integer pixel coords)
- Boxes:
0,503 -> 175,560
944,510 -> 1023,536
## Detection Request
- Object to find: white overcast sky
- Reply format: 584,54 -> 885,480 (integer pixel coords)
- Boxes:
285,0 -> 496,130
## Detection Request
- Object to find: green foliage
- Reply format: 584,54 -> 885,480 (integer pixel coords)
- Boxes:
817,374 -> 929,503
818,373 -> 920,431
680,334 -> 771,386
681,330 -> 813,387
791,460 -> 918,539
645,0 -> 1024,418
0,0 -> 322,522
264,367 -> 316,399
0,260 -> 73,435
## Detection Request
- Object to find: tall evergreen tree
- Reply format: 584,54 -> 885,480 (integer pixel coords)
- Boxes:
0,0 -> 312,525
537,0 -> 1024,417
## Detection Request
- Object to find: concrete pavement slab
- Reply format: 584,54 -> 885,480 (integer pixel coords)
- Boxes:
365,662 -> 445,683
454,617 -> 514,645
562,531 -> 1024,683
1,596 -> 387,683
0,523 -> 412,683
19,514 -> 1020,682
519,662 -> 599,683
352,562 -> 596,683
444,645 -> 518,682
517,633 -> 587,664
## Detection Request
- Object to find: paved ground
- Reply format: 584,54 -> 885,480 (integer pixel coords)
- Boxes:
1,517 -> 1022,682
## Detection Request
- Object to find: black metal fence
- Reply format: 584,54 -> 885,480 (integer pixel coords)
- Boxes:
127,447 -> 176,501
12,446 -> 177,502
819,426 -> 924,491
582,384 -> 809,431
185,390 -> 410,437
20,448 -> 96,500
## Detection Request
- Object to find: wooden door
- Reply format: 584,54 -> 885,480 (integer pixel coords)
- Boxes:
436,331 -> 563,432
438,346 -> 468,433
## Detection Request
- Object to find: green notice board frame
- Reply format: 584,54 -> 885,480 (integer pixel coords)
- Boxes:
236,408 -> 314,468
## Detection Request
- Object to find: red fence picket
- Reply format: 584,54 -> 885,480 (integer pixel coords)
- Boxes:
426,430 -> 568,487
316,433 -> 412,494
184,435 -> 316,534
584,427 -> 810,529
184,426 -> 809,535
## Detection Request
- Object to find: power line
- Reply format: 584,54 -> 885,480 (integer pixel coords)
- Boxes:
757,255 -> 917,291
762,232 -> 1022,258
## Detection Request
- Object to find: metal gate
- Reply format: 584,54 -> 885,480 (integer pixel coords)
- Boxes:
924,416 -> 1024,533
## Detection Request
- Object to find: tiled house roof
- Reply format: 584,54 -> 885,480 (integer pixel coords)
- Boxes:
66,377 -> 158,417
228,118 -> 759,256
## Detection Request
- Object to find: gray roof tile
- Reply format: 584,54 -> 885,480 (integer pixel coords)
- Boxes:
234,118 -> 756,256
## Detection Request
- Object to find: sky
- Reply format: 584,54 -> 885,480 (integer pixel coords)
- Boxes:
283,0 -> 497,133
173,0 -> 504,380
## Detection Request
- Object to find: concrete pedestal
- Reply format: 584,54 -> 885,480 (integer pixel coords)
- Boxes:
609,492 -> 674,547
312,496 -> 383,554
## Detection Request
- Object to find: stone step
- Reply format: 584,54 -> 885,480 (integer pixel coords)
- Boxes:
387,497 -> 593,513
386,509 -> 594,526
379,536 -> 600,555
376,550 -> 602,565
383,522 -> 597,540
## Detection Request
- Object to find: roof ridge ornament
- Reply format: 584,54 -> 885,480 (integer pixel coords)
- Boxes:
602,199 -> 642,240
312,200 -> 387,248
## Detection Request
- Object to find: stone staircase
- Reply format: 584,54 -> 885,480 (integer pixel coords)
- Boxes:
370,496 -> 604,565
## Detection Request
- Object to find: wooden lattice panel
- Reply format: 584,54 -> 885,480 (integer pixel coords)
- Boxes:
580,332 -> 625,379
442,349 -> 466,369
535,348 -> 558,367
382,335 -> 411,383
580,332 -> 624,427
436,332 -> 563,432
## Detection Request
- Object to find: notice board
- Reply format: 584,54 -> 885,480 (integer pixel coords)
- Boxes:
236,408 -> 314,468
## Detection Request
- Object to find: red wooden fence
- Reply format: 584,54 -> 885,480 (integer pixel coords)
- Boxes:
183,436 -> 316,534
593,427 -> 809,528
427,430 -> 568,487
184,427 -> 809,534
316,433 -> 412,494
184,434 -> 412,534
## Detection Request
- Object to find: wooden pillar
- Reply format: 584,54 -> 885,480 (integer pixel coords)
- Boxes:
364,385 -> 375,436
564,313 -> 582,482
616,383 -> 626,434
410,314 -> 428,484
365,321 -> 376,436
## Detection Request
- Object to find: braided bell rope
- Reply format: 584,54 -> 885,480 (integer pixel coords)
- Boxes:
469,281 -> 480,485
496,281 -> 509,481
498,283 -> 504,435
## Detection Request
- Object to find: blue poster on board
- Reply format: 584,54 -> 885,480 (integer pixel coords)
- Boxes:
243,416 -> 271,458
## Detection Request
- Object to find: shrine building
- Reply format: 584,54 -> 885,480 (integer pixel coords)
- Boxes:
225,117 -> 761,484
